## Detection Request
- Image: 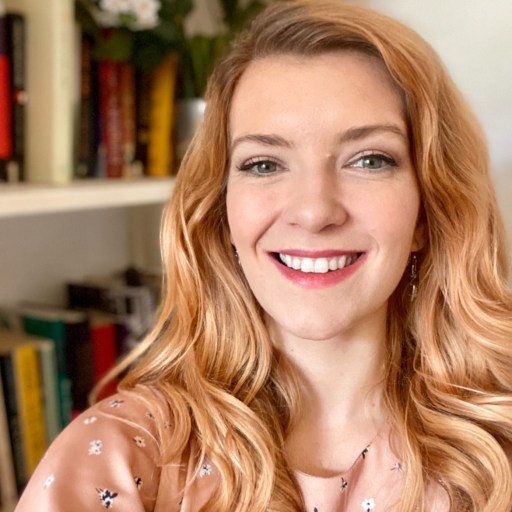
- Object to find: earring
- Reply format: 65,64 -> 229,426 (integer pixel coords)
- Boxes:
410,253 -> 418,301
234,248 -> 241,266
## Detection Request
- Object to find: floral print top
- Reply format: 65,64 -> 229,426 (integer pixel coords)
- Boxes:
15,387 -> 450,511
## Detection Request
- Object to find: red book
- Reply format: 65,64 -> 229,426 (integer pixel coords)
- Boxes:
99,59 -> 123,178
89,313 -> 118,400
0,9 -> 12,160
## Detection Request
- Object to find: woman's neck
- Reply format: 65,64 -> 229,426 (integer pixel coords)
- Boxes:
269,315 -> 389,475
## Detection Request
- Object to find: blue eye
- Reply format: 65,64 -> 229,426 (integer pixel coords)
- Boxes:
238,159 -> 281,176
349,153 -> 397,171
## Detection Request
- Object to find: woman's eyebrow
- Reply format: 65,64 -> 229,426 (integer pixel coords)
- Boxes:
230,123 -> 407,152
339,123 -> 408,143
230,133 -> 293,152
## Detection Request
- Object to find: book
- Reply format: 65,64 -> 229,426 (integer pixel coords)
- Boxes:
0,345 -> 24,493
89,312 -> 118,400
98,59 -> 123,178
134,67 -> 151,174
4,0 -> 75,183
76,33 -> 99,179
20,305 -> 94,422
33,338 -> 60,445
146,53 -> 178,176
0,363 -> 18,511
119,62 -> 137,177
0,330 -> 46,489
3,12 -> 26,183
0,2 -> 13,171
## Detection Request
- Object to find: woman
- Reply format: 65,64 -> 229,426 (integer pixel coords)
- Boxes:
16,1 -> 512,511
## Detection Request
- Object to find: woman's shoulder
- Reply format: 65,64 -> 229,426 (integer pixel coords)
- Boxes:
15,384 -> 183,511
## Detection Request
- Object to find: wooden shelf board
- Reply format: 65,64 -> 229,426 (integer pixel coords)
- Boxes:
0,178 -> 175,218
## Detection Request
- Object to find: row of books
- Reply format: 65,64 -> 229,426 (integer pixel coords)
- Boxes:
0,269 -> 159,511
0,0 -> 180,184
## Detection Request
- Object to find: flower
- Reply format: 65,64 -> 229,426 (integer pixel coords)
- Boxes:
89,439 -> 103,455
361,498 -> 376,511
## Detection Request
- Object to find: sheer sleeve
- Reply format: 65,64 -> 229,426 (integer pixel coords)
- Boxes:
15,390 -> 168,511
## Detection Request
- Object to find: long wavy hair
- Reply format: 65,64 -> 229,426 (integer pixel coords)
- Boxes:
119,1 -> 512,510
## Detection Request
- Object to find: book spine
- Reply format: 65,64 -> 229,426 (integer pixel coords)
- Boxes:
0,352 -> 26,493
35,340 -> 61,445
12,344 -> 46,478
90,321 -> 118,399
134,68 -> 151,174
4,12 -> 25,183
21,318 -> 71,428
99,59 -> 123,178
0,364 -> 18,509
119,62 -> 136,177
64,318 -> 94,414
0,7 -> 13,164
24,0 -> 74,183
146,53 -> 178,176
76,34 -> 98,178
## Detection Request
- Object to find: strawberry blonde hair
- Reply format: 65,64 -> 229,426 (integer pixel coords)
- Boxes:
119,1 -> 512,510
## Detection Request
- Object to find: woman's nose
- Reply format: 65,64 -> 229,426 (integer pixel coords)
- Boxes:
281,167 -> 348,232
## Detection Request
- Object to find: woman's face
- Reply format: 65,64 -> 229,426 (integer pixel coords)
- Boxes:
226,52 -> 424,343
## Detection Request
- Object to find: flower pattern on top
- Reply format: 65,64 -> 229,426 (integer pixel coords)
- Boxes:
109,399 -> 124,408
133,436 -> 146,447
361,497 -> 376,511
89,440 -> 103,455
84,416 -> 97,425
43,475 -> 55,489
199,463 -> 213,478
97,488 -> 118,509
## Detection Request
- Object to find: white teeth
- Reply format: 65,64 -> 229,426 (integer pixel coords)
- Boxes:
301,258 -> 314,273
278,253 -> 359,273
314,258 -> 329,273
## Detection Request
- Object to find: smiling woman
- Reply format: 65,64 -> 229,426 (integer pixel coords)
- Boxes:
15,1 -> 512,512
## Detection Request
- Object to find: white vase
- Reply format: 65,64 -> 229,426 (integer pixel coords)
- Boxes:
175,98 -> 206,163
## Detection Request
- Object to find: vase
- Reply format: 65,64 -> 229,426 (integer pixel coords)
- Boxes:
175,98 -> 206,164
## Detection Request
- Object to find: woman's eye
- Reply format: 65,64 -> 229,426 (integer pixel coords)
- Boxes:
238,159 -> 281,176
349,153 -> 397,171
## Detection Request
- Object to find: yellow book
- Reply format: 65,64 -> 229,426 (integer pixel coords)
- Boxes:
0,331 -> 47,480
146,53 -> 178,176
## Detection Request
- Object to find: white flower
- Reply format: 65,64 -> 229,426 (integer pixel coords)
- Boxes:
89,439 -> 103,455
84,416 -> 97,425
99,0 -> 131,14
44,475 -> 55,489
133,436 -> 146,447
109,399 -> 124,408
129,0 -> 161,29
362,498 -> 376,511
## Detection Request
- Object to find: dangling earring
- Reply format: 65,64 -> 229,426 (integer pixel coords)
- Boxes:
234,247 -> 241,267
410,253 -> 418,301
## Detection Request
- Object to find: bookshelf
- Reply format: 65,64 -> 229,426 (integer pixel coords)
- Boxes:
0,177 -> 175,218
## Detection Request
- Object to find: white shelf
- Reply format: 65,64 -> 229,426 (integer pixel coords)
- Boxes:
0,177 -> 175,218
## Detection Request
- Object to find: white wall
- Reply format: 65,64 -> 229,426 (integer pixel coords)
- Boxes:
346,0 -> 512,244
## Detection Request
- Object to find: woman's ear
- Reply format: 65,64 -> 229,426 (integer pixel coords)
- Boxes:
412,221 -> 427,251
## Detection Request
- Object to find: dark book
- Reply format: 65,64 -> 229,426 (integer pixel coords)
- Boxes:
134,67 -> 151,173
76,33 -> 99,178
0,362 -> 18,509
4,12 -> 26,182
0,349 -> 25,494
0,8 -> 13,180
